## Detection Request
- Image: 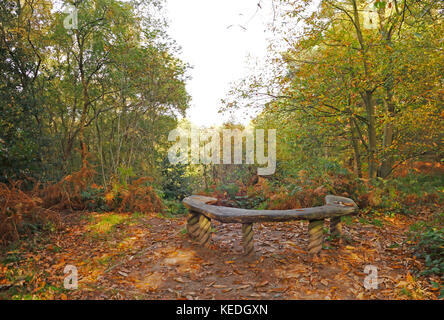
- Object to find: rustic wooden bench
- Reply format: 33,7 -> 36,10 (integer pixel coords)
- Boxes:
183,194 -> 358,256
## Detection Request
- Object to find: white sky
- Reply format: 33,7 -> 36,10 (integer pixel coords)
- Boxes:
166,0 -> 275,127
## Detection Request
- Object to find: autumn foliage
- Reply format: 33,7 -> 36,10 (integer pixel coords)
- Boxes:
42,159 -> 97,211
104,177 -> 163,214
0,181 -> 60,246
203,165 -> 442,215
0,158 -> 164,247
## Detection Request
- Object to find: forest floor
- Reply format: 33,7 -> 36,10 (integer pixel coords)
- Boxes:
0,205 -> 441,300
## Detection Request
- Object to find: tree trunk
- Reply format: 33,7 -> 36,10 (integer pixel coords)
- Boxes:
350,118 -> 362,178
378,96 -> 395,178
363,91 -> 377,179
76,32 -> 90,164
378,35 -> 396,178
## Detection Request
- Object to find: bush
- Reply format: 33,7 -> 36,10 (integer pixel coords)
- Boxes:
160,159 -> 193,201
369,174 -> 443,214
0,181 -> 60,246
104,177 -> 163,214
216,183 -> 240,199
408,222 -> 444,277
42,159 -> 96,210
163,199 -> 187,216
80,185 -> 109,211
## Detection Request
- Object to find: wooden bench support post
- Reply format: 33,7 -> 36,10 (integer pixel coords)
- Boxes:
308,219 -> 324,255
242,223 -> 255,257
197,214 -> 212,248
330,216 -> 342,239
183,195 -> 358,257
186,211 -> 200,240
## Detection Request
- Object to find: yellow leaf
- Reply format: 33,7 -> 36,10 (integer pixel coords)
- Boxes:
104,192 -> 114,201
406,272 -> 414,284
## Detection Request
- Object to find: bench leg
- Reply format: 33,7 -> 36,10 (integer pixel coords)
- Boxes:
330,216 -> 342,239
196,214 -> 212,248
242,223 -> 255,257
308,219 -> 324,255
186,211 -> 201,240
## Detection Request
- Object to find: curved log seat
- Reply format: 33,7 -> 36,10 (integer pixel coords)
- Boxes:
183,194 -> 358,256
183,195 -> 357,223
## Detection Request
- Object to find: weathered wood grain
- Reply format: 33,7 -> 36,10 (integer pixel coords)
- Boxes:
242,223 -> 254,257
186,212 -> 200,239
197,214 -> 212,247
183,194 -> 358,256
308,219 -> 324,254
183,194 -> 358,223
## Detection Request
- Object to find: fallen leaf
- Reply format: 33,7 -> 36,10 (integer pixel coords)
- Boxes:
174,277 -> 186,283
256,280 -> 269,287
237,284 -> 250,290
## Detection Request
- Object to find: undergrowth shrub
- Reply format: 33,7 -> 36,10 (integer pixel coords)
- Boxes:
160,159 -> 193,201
104,177 -> 163,214
370,174 -> 443,214
245,172 -> 362,210
216,183 -> 240,199
0,159 -> 167,247
0,181 -> 60,246
162,199 -> 187,215
200,167 -> 442,216
0,159 -> 98,246
42,158 -> 96,210
408,222 -> 444,277
80,184 -> 108,211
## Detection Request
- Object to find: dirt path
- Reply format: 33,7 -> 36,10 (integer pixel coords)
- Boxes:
0,210 -> 440,300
